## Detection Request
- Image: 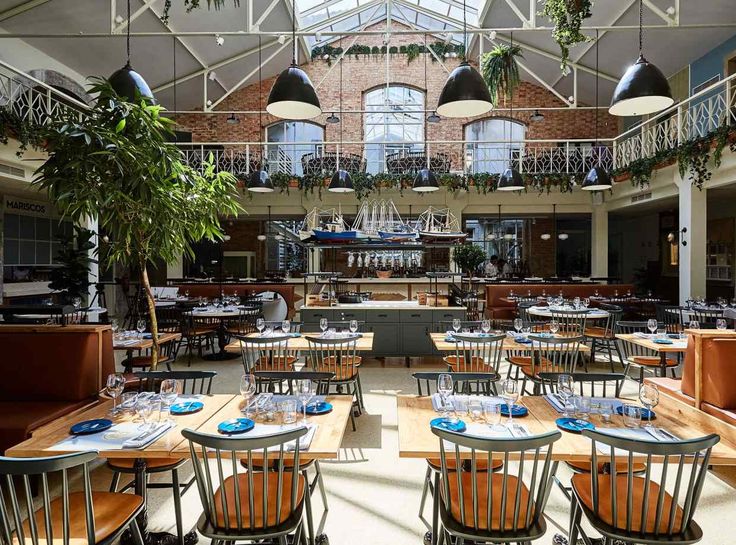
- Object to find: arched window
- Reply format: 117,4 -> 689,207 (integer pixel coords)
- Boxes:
364,85 -> 425,174
265,121 -> 324,175
465,118 -> 525,174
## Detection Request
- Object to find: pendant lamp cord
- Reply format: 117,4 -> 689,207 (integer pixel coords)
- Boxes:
339,56 -> 343,148
258,35 -> 263,165
462,0 -> 467,61
638,0 -> 643,56
172,36 -> 176,115
594,29 -> 599,146
292,0 -> 297,64
126,0 -> 131,64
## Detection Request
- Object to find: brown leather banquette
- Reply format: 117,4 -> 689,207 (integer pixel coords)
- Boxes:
174,283 -> 296,318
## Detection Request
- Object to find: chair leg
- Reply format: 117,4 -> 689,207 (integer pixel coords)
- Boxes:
171,469 -> 184,545
314,461 -> 328,510
431,472 -> 440,545
356,374 -> 366,411
109,471 -> 121,493
568,495 -> 583,545
129,518 -> 145,545
419,465 -> 432,518
303,470 -> 315,545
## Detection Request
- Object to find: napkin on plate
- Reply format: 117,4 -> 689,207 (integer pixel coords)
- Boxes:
122,422 -> 174,449
245,424 -> 317,451
431,394 -> 503,412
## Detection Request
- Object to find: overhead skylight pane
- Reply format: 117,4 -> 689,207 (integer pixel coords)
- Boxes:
332,14 -> 360,31
328,0 -> 359,17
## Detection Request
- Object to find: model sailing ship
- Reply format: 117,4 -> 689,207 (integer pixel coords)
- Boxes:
352,200 -> 418,242
416,206 -> 467,242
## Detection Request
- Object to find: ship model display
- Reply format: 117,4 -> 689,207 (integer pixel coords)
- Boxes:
416,207 -> 468,242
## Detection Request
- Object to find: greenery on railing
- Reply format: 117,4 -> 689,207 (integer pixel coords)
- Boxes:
0,107 -> 50,156
613,123 -> 736,190
540,0 -> 593,72
310,42 -> 465,64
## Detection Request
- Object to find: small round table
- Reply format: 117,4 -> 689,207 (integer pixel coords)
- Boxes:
186,307 -> 245,361
526,306 -> 609,319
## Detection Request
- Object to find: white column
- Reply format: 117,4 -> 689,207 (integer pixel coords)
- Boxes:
167,254 -> 184,280
590,205 -> 608,279
679,182 -> 707,304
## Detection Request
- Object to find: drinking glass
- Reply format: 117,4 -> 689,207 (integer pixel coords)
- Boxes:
320,318 -> 328,335
160,379 -> 181,424
557,374 -> 574,417
255,318 -> 265,335
136,319 -> 147,337
716,318 -> 728,331
573,396 -> 591,420
622,404 -> 642,428
119,392 -> 138,415
549,320 -> 559,335
501,379 -> 519,424
72,297 -> 82,309
468,399 -> 483,421
656,328 -> 667,340
184,289 -> 190,298
452,319 -> 461,334
599,402 -> 613,424
240,374 -> 256,417
481,319 -> 491,334
111,318 -> 120,339
280,400 -> 297,424
136,394 -> 155,431
106,373 -> 126,415
297,379 -> 315,424
281,319 -> 291,334
483,402 -> 502,430
582,298 -> 590,309
573,297 -> 581,309
639,383 -> 660,428
689,320 -> 700,330
437,374 -> 454,418
513,318 -> 523,333
647,319 -> 657,335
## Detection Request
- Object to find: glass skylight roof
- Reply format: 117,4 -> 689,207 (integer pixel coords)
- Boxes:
296,0 -> 479,47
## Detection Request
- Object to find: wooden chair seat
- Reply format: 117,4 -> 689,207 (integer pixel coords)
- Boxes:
571,474 -> 684,533
442,472 -> 532,531
108,457 -> 185,471
20,492 -> 143,545
212,472 -> 305,529
566,460 -> 646,474
241,458 -> 314,471
254,355 -> 298,371
187,327 -> 217,336
631,356 -> 678,368
316,356 -> 362,381
520,363 -> 565,380
126,355 -> 171,368
584,327 -> 613,339
427,457 -> 503,472
508,356 -> 553,369
443,355 -> 492,372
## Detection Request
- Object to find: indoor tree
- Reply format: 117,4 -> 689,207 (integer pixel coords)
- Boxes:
452,243 -> 487,276
33,79 -> 242,368
48,225 -> 96,305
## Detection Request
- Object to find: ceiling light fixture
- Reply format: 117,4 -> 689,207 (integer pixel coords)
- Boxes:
540,233 -> 551,240
529,109 -> 544,122
436,0 -> 493,118
583,30 -> 613,191
215,34 -> 225,47
558,233 -> 569,240
326,112 -> 340,124
226,113 -> 239,124
248,36 -> 274,193
609,0 -> 673,117
329,56 -> 353,193
427,111 -> 441,123
109,0 -> 154,102
208,71 -> 217,81
267,0 -> 321,120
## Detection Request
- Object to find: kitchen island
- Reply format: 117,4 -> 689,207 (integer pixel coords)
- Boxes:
301,300 -> 466,364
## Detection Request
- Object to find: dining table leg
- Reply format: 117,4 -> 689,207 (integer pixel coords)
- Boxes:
202,319 -> 239,361
659,351 -> 668,377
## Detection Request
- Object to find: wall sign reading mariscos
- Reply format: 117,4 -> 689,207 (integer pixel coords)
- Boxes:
3,196 -> 51,217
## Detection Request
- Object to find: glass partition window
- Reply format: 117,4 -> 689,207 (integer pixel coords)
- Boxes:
2,214 -> 73,267
265,121 -> 324,176
364,85 -> 425,173
465,118 -> 525,174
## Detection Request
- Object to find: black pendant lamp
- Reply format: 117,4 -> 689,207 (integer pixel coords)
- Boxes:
436,0 -> 492,118
267,0 -> 321,119
583,30 -> 613,191
329,57 -> 353,193
609,0 -> 673,117
110,0 -> 154,102
248,36 -> 274,193
414,35 -> 439,192
496,33 -> 524,192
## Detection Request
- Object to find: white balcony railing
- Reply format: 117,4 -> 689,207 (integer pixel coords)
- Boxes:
612,72 -> 736,171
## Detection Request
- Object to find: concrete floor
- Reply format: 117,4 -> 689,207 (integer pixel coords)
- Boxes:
88,352 -> 736,545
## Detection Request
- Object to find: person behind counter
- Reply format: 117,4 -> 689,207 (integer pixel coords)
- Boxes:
485,255 -> 499,276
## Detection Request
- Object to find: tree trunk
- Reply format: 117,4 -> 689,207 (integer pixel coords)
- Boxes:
140,258 -> 159,370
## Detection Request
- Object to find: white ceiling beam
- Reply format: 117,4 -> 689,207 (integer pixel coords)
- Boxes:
253,0 -> 282,29
503,0 -> 530,27
468,0 -> 496,52
643,0 -> 676,26
302,0 -> 384,33
0,0 -> 51,22
281,0 -> 310,64
391,1 -> 450,73
114,0 -> 158,32
210,40 -> 291,108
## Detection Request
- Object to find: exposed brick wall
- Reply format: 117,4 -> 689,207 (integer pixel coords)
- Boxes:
527,218 -> 557,277
175,21 -> 617,170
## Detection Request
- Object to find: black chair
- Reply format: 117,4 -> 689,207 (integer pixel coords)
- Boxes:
616,321 -> 679,383
108,370 -> 216,545
254,370 -> 333,395
585,303 -> 624,372
0,451 -> 145,545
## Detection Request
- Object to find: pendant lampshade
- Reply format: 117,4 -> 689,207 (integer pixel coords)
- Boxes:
497,167 -> 524,191
267,64 -> 322,119
582,166 -> 612,191
437,62 -> 493,118
413,168 -> 439,192
609,55 -> 673,116
247,169 -> 274,193
110,0 -> 153,102
328,170 -> 354,193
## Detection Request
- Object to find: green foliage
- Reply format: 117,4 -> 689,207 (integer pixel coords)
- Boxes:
452,243 -> 487,274
310,42 -> 465,64
161,0 -> 239,23
48,225 -> 96,304
0,107 -> 51,156
480,44 -> 523,106
541,0 -> 593,72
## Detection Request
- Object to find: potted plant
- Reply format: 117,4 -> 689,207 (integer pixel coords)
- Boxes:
34,79 -> 242,368
541,0 -> 593,72
480,43 -> 523,107
452,244 -> 487,277
48,225 -> 96,305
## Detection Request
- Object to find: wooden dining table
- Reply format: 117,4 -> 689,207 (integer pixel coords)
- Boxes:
615,333 -> 688,376
113,332 -> 182,372
396,393 -> 736,464
429,332 -> 591,353
225,332 -> 375,354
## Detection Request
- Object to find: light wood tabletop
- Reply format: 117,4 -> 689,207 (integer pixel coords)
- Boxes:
225,332 -> 375,353
429,332 -> 591,353
615,333 -> 688,353
174,395 -> 353,459
113,332 -> 181,351
396,394 -> 736,464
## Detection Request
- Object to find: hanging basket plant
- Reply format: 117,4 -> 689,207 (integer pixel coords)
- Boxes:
480,43 -> 523,106
541,0 -> 594,72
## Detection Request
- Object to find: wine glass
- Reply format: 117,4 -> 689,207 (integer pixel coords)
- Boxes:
136,394 -> 154,431
452,319 -> 461,334
240,374 -> 256,417
501,380 -> 519,425
481,319 -> 491,334
72,296 -> 82,309
106,373 -> 126,415
349,319 -> 359,334
549,320 -> 559,336
160,379 -> 181,424
281,319 -> 291,334
136,319 -> 147,337
110,318 -> 120,339
647,318 -> 657,335
689,320 -> 700,330
716,318 -> 728,330
256,318 -> 265,335
320,318 -> 329,335
437,374 -> 454,419
557,374 -> 574,418
297,379 -> 315,424
513,318 -> 523,334
639,383 -> 660,428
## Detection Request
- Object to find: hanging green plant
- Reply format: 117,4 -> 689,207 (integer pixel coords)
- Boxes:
480,43 -> 523,106
541,0 -> 594,72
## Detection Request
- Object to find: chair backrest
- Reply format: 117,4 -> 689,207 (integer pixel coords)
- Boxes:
412,371 -> 499,396
432,427 -> 561,533
451,333 -> 505,374
306,321 -> 364,333
597,304 -> 623,337
235,334 -> 292,373
254,371 -> 333,395
305,335 -> 359,377
615,321 -> 657,359
529,335 -> 582,375
134,370 -> 216,395
580,429 -> 719,537
548,310 -> 587,335
156,306 -> 183,333
182,427 -> 308,533
436,320 -> 483,333
0,451 -> 99,545
691,308 -> 724,325
656,305 -> 683,333
264,321 -> 302,333
536,372 -> 626,397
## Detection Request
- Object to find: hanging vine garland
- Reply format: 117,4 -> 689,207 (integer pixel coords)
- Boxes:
541,0 -> 594,72
310,42 -> 465,64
